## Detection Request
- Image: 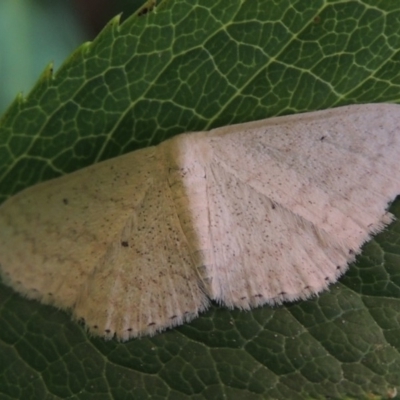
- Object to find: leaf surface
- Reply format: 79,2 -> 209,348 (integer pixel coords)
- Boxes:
1,1 -> 400,398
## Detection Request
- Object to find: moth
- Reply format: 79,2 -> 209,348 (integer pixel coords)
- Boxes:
0,103 -> 399,341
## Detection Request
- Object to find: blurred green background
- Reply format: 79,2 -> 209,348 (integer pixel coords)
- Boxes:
0,0 -> 143,116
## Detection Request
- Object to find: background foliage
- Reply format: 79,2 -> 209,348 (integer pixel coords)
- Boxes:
1,0 -> 400,398
0,0 -> 86,116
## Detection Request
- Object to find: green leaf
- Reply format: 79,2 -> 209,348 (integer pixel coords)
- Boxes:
1,0 -> 400,398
